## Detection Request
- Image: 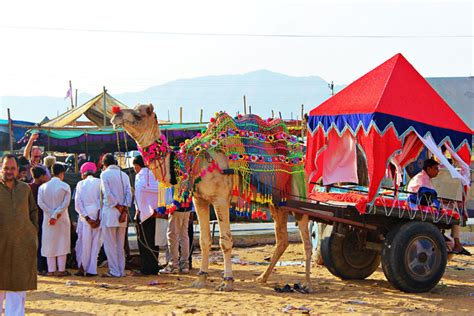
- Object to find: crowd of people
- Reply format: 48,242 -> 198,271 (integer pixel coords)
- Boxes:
0,136 -> 194,315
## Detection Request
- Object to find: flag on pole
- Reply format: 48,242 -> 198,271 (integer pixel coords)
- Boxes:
64,87 -> 72,99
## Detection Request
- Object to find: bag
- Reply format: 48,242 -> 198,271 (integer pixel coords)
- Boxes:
154,218 -> 169,247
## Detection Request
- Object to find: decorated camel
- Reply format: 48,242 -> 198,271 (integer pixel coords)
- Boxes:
111,104 -> 313,292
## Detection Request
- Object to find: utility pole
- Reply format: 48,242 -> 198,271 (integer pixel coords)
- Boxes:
328,81 -> 335,96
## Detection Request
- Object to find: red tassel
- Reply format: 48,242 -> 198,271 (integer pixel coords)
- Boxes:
112,106 -> 121,114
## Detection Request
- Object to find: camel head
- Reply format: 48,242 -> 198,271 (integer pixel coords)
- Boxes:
111,104 -> 162,148
111,103 -> 171,185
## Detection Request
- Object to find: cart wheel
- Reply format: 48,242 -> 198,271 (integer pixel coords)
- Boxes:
381,221 -> 447,293
321,225 -> 381,280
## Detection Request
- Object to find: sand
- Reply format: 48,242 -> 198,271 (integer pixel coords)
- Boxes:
26,245 -> 474,315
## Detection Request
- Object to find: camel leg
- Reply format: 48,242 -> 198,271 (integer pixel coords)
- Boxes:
212,198 -> 234,292
315,223 -> 326,265
296,214 -> 313,292
256,205 -> 289,283
192,197 -> 211,288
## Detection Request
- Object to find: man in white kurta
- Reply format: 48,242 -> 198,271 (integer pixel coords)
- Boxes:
74,162 -> 102,276
100,154 -> 132,277
38,163 -> 71,276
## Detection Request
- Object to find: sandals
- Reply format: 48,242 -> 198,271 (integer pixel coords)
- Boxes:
56,271 -> 71,277
274,283 -> 310,294
293,283 -> 310,294
274,284 -> 294,293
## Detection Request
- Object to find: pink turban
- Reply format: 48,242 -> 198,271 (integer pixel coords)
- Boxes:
80,162 -> 97,175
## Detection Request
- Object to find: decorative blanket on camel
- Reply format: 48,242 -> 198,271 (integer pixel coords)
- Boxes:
168,112 -> 306,219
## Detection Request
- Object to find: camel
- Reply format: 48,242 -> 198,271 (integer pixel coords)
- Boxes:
111,104 -> 313,292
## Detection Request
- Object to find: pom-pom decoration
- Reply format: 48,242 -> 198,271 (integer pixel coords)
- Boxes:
111,106 -> 121,114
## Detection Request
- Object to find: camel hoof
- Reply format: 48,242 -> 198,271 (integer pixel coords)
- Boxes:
191,273 -> 208,288
255,274 -> 267,284
215,278 -> 234,292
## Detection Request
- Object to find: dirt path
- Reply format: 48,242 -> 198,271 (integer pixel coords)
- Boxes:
26,245 -> 474,315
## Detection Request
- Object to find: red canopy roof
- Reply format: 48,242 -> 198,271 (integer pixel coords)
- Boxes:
310,53 -> 472,134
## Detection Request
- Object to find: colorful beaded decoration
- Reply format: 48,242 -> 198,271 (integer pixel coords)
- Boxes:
137,134 -> 170,165
174,112 -> 306,220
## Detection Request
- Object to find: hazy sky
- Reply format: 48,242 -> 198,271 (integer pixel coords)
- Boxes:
0,0 -> 472,99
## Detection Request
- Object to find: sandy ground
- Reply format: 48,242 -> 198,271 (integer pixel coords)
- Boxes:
26,245 -> 474,315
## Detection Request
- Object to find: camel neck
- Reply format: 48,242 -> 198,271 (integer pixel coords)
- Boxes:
131,123 -> 161,148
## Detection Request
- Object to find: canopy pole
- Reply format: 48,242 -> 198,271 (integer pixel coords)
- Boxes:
75,89 -> 78,108
74,153 -> 78,173
7,108 -> 13,152
103,86 -> 107,127
69,80 -> 74,109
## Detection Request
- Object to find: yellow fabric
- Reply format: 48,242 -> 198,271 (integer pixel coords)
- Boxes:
42,92 -> 129,127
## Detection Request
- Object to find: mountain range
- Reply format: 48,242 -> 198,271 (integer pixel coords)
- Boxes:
1,70 -> 472,130
1,70 -> 343,123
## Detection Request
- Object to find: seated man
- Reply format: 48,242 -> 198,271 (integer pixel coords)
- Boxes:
407,158 -> 470,255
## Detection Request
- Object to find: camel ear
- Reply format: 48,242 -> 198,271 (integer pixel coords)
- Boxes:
146,104 -> 154,116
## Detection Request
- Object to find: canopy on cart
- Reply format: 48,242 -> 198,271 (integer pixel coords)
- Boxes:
306,53 -> 473,211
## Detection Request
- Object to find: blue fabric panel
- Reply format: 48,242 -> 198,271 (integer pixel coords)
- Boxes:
308,113 -> 472,150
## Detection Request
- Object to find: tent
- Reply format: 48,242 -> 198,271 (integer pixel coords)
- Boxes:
306,53 -> 472,211
41,91 -> 129,127
19,123 -> 208,153
0,119 -> 35,151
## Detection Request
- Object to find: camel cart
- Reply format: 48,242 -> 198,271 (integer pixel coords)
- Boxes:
289,53 -> 472,293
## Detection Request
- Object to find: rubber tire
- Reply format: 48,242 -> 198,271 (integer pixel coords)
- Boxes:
321,225 -> 381,280
381,221 -> 447,293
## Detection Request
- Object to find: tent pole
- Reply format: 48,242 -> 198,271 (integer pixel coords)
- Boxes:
7,108 -> 13,152
74,153 -> 78,173
103,86 -> 107,127
69,80 -> 74,109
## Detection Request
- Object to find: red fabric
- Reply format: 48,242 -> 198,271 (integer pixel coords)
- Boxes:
356,126 -> 402,204
305,126 -> 327,192
309,53 -> 472,135
309,191 -> 367,204
309,191 -> 460,220
456,143 -> 472,167
394,132 -> 425,168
